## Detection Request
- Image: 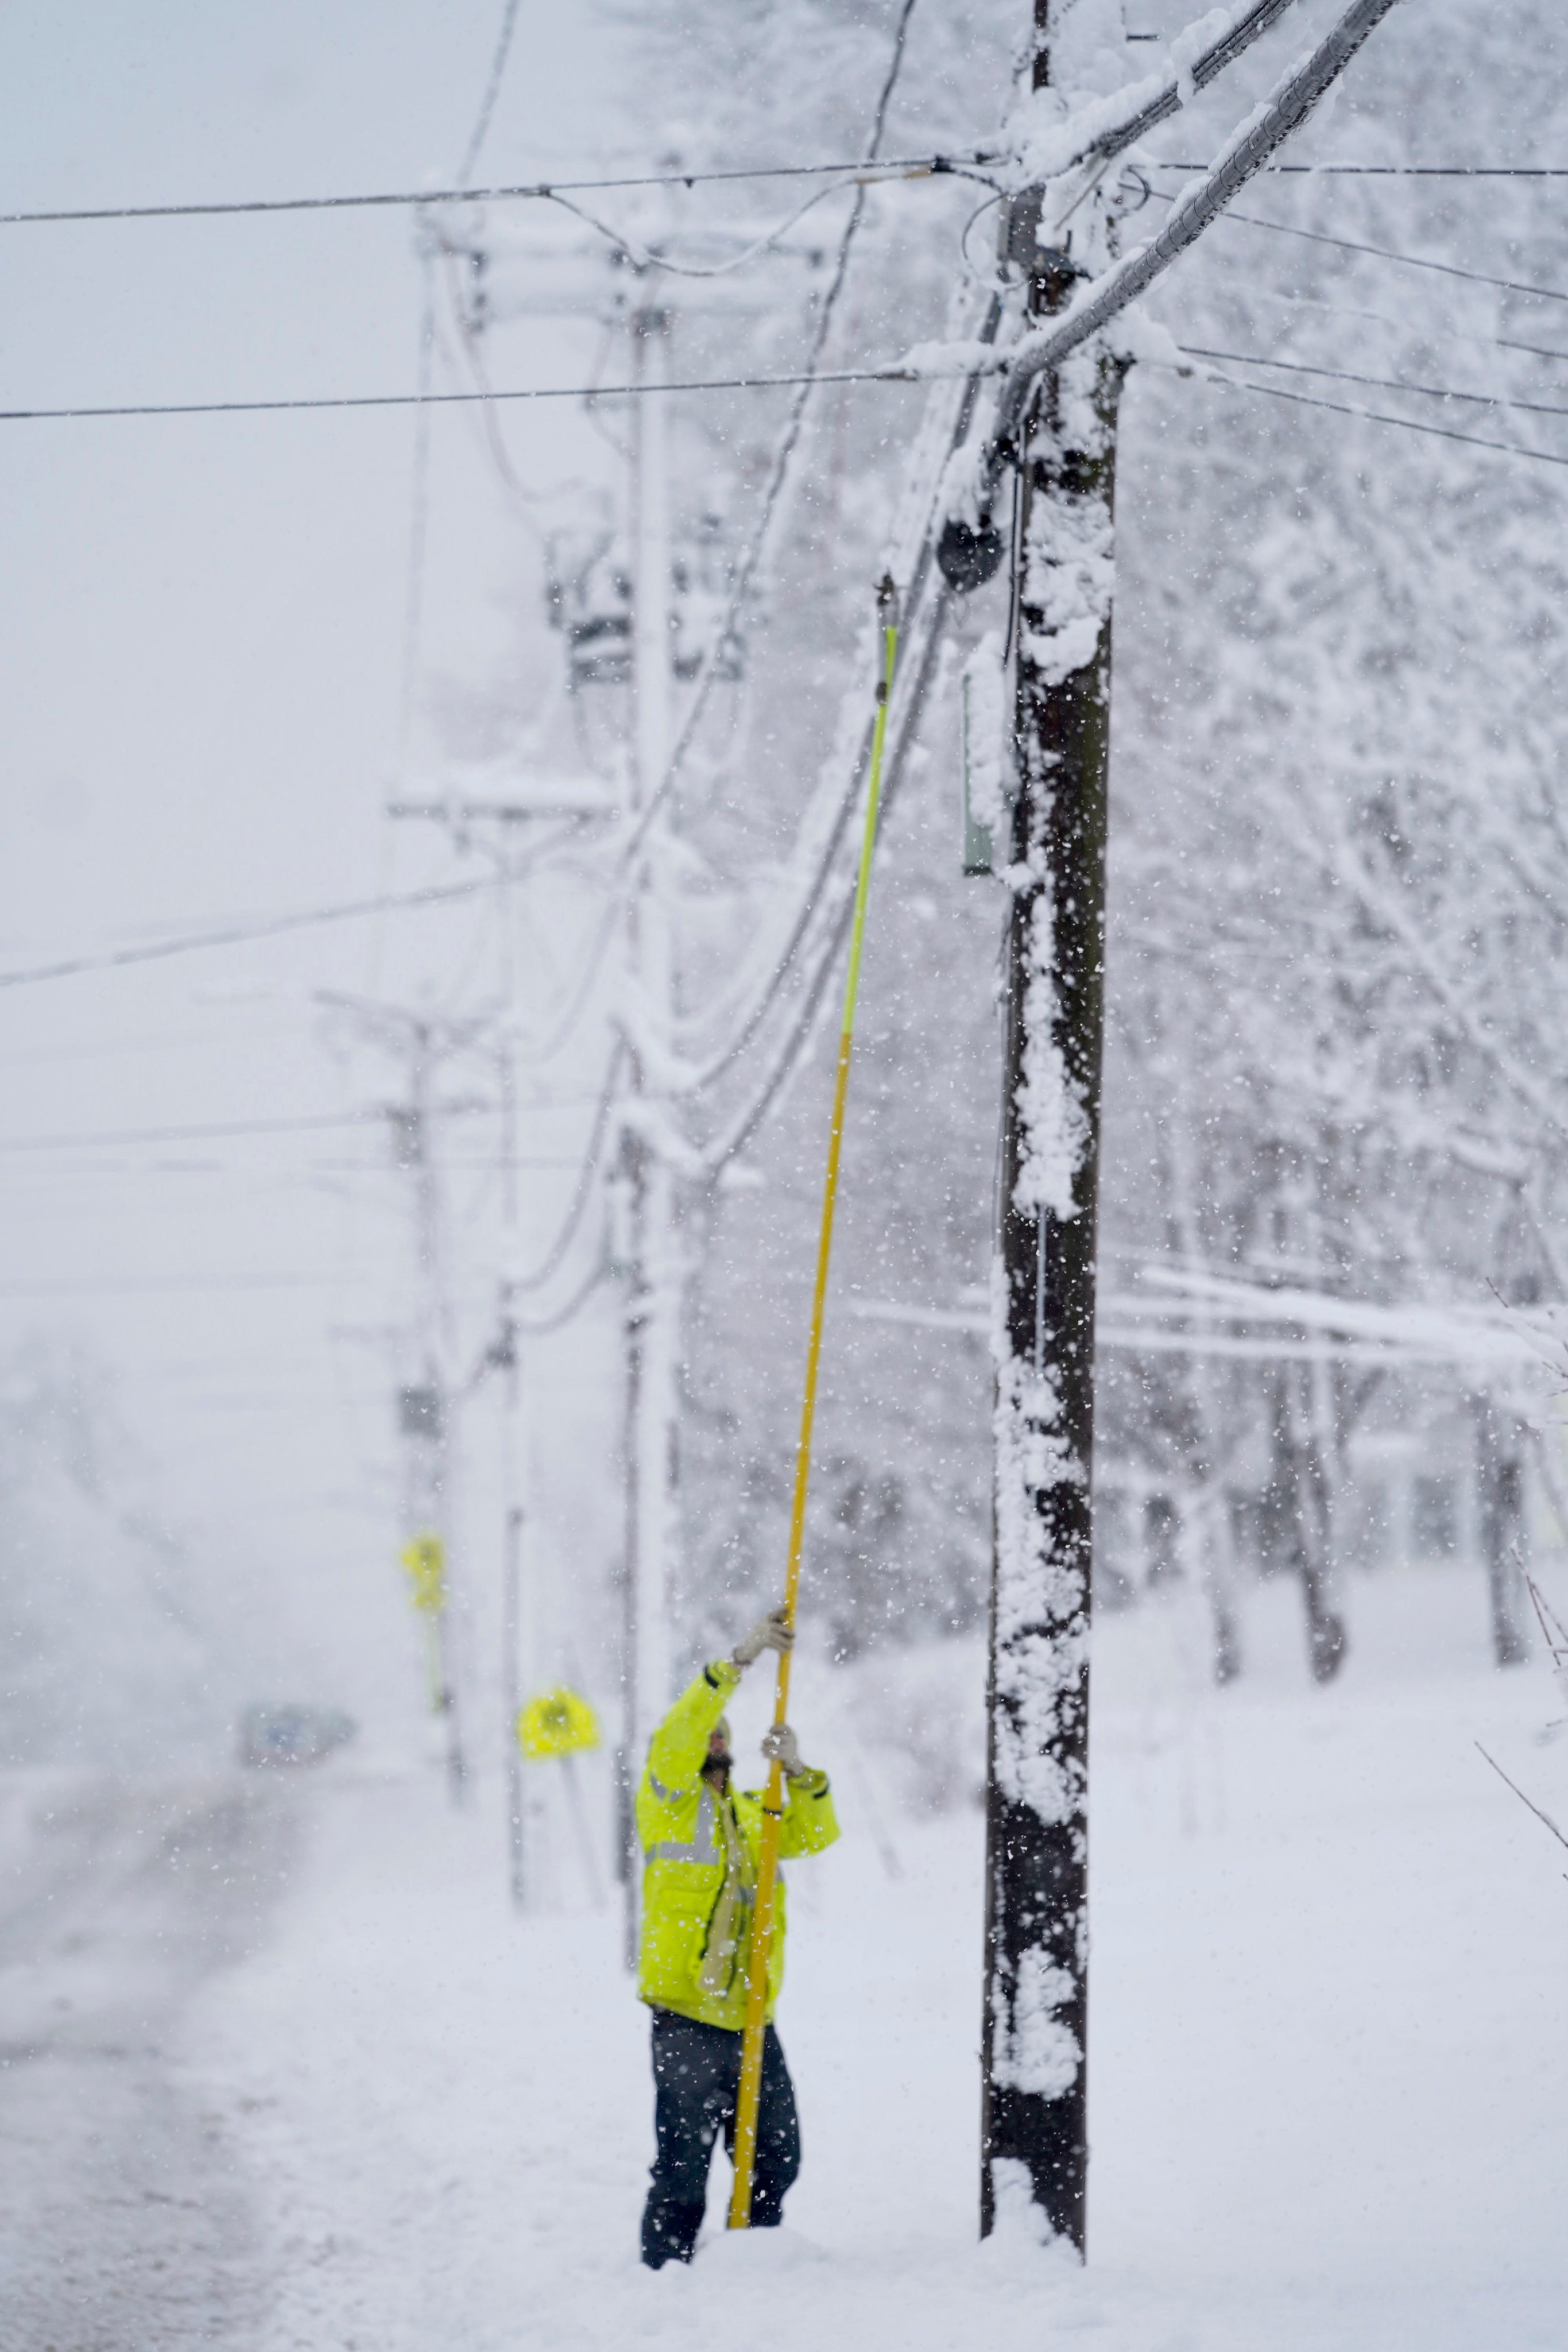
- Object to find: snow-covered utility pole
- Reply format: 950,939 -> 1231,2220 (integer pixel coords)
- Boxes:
497,1297 -> 528,1904
929,0 -> 1406,2248
978,5 -> 1122,2253
617,296 -> 683,1967
396,1024 -> 467,1804
319,992 -> 492,1804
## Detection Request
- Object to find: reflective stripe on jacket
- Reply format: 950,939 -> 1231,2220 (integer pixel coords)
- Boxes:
636,1659 -> 840,2030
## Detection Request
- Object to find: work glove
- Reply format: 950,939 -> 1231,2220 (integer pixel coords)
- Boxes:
731,1606 -> 793,1670
760,1722 -> 808,1780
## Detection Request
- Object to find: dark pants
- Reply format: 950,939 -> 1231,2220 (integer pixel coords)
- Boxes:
640,2008 -> 801,2268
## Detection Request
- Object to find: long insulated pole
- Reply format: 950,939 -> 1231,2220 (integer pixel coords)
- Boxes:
727,579 -> 899,2230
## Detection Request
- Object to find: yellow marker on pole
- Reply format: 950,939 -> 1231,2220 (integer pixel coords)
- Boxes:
728,578 -> 899,2230
400,1531 -> 448,1713
400,1531 -> 447,1614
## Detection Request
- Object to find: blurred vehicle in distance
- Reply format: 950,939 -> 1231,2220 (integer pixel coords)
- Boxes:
238,1704 -> 357,1769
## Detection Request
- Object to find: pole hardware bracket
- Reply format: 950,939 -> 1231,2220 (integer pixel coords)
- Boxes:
937,195 -> 1090,597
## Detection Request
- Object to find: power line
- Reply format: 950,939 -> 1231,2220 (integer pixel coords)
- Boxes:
1154,162 -> 1568,176
1182,341 -> 1568,421
622,0 -> 924,858
1177,360 -> 1568,471
0,365 -> 916,428
514,1254 -> 609,1335
0,1154 -> 591,1179
509,1042 -> 624,1295
0,877 -> 490,990
0,1271 -> 371,1295
0,152 -> 993,231
1145,183 -> 1568,307
1224,208 -> 1568,305
0,1110 -> 382,1154
459,0 -> 525,187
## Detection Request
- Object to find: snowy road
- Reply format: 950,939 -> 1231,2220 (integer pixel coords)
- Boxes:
175,1568 -> 1566,2352
6,1570 -> 1566,2351
0,1772 -> 296,2350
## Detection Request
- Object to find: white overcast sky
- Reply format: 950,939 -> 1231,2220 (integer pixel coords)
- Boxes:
0,4 -> 628,1720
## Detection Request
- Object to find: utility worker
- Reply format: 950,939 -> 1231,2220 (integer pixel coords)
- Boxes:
637,1605 -> 839,2268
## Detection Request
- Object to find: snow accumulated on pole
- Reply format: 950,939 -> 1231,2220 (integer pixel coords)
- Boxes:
985,335 -> 1120,2254
981,0 -> 1124,2253
970,0 -> 1409,2246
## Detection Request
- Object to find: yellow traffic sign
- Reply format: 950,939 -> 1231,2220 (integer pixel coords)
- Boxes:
517,1685 -> 599,1760
400,1532 -> 446,1615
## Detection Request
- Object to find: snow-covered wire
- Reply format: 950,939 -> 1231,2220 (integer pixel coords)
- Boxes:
977,0 -> 1407,483
514,1251 -> 609,1336
1015,0 -> 1307,183
508,1041 -> 626,1295
1474,1743 -> 1568,1857
698,578 -> 953,1173
0,877 -> 492,991
543,176 -> 870,280
506,892 -> 624,1068
0,152 -> 1001,229
614,0 -> 924,875
458,0 -> 524,187
1178,362 -> 1568,473
0,367 -> 923,427
1153,188 -> 1568,307
691,7 -> 1400,1171
394,255 -> 438,781
675,291 -> 1007,1084
1180,342 -> 1568,421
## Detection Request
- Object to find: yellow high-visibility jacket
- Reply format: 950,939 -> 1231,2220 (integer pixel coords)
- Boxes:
636,1659 -> 840,2030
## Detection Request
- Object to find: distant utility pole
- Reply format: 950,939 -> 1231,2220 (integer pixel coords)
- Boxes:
981,3 -> 1122,2253
489,1289 -> 528,1903
615,295 -> 683,1969
320,992 -> 492,1805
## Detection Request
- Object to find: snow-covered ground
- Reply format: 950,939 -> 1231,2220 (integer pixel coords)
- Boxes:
0,1773 -> 295,2345
179,1562 -> 1568,2351
9,1562 -> 1565,2350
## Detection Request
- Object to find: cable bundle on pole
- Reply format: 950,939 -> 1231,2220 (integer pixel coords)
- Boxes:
727,578 -> 899,2230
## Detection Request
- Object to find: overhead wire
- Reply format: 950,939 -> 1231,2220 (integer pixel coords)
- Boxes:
1192,270 -> 1568,372
700,575 -> 954,1171
688,0 -> 1428,1165
679,291 -> 1005,1092
508,1040 -> 626,1294
0,877 -> 494,992
458,0 -> 525,187
393,253 -> 438,783
1169,357 -> 1568,471
514,1252 -> 609,1335
0,366 -> 920,426
544,175 -> 873,281
614,0 -> 925,875
1221,208 -> 1568,307
473,89 -> 950,1285
1180,341 -> 1568,421
1142,177 -> 1568,307
0,152 -> 998,230
378,0 -> 526,982
0,1109 -> 385,1154
1155,161 -> 1568,176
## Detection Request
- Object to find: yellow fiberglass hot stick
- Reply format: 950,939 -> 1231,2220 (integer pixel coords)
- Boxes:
729,575 -> 900,2231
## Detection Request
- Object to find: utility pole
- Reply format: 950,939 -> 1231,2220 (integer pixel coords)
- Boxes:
320,992 -> 491,1805
616,294 -> 683,1968
979,2 -> 1122,2253
397,1029 -> 467,1804
496,1290 -> 528,1904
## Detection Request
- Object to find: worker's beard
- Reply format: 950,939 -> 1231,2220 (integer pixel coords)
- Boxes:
700,1750 -> 731,1792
